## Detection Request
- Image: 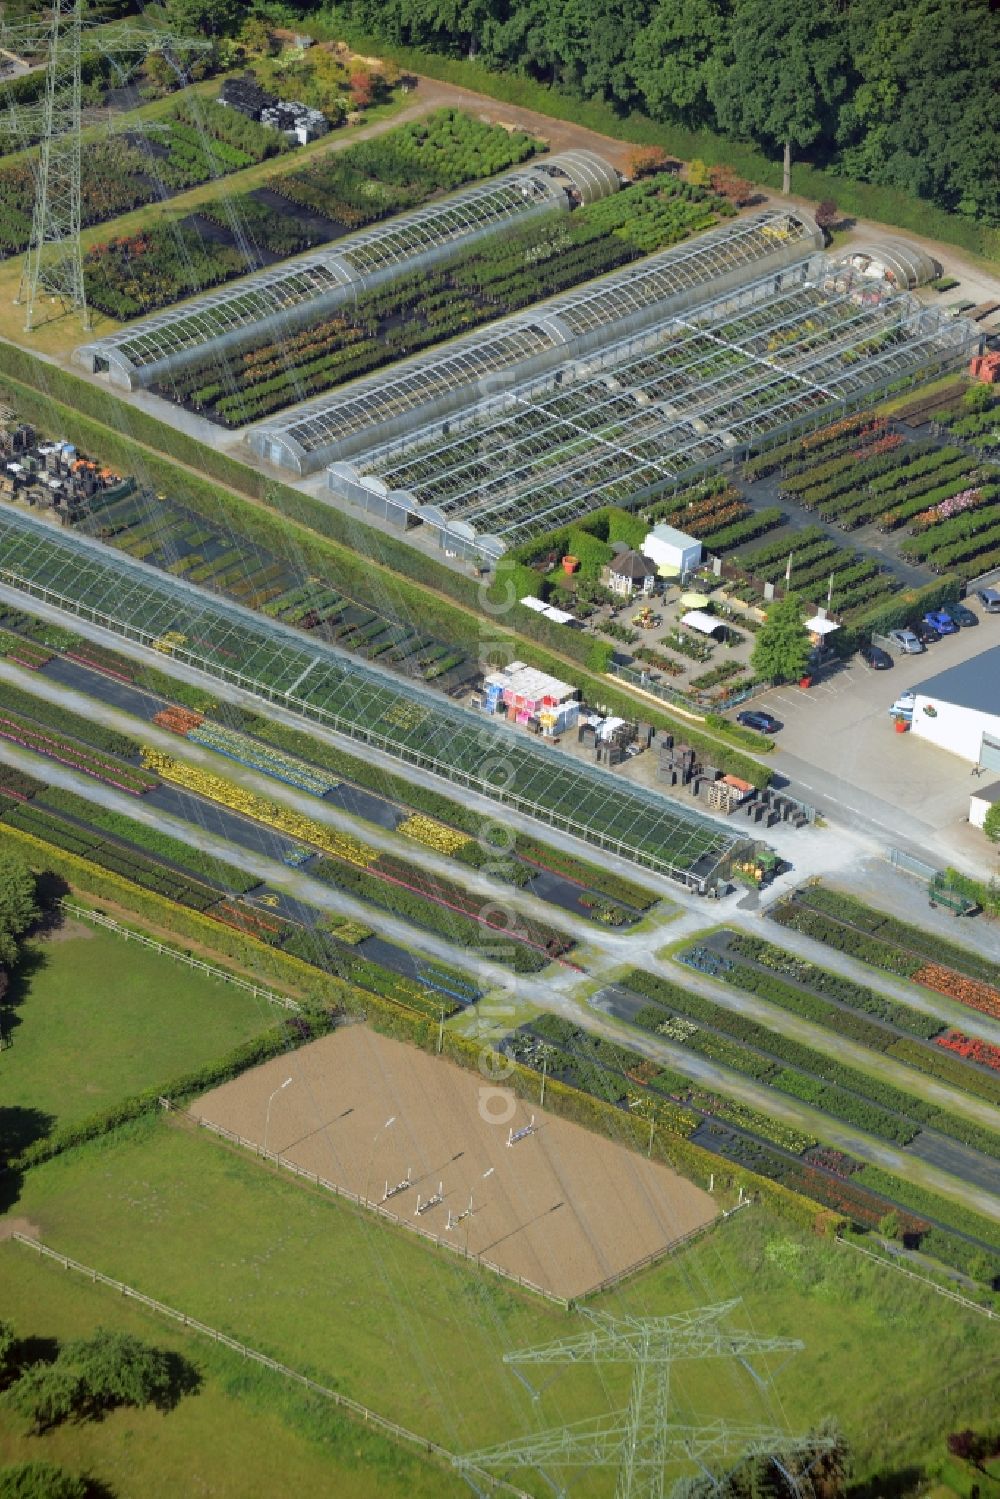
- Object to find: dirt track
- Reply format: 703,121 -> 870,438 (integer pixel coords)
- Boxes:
194,1026 -> 716,1301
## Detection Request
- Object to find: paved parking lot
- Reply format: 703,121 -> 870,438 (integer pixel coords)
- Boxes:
738,606 -> 1000,849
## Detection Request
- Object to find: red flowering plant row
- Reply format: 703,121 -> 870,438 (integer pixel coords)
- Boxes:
936,1029 -> 1000,1072
915,963 -> 1000,1021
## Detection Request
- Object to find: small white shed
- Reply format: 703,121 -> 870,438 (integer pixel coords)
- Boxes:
642,524 -> 702,577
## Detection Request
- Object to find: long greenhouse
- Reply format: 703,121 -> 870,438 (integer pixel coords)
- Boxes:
334,257 -> 976,557
248,209 -> 823,474
0,504 -> 749,889
72,150 -> 620,391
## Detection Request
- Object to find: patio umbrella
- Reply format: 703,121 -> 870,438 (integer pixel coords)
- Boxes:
680,592 -> 711,609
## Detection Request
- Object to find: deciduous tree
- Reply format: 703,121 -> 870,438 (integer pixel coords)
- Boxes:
707,0 -> 848,193
751,593 -> 813,684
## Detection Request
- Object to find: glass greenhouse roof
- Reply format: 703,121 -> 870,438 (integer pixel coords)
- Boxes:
73,159 -> 590,381
0,506 -> 744,886
353,263 -> 976,550
251,210 -> 822,472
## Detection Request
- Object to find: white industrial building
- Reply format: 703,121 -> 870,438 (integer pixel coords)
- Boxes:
970,782 -> 1000,830
642,524 -> 702,578
910,647 -> 1000,769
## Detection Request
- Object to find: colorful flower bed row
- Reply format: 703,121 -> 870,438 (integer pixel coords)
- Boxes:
185,720 -> 339,798
397,813 -> 473,855
140,748 -> 375,866
0,629 -> 52,669
1,713 -> 155,796
936,1030 -> 1000,1071
153,706 -> 205,736
910,486 -> 985,532
913,964 -> 1000,1021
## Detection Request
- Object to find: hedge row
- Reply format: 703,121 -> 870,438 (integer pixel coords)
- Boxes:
6,1016 -> 329,1174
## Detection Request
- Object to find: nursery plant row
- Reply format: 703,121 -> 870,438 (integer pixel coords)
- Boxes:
623,968 -> 1000,1161
506,1013 -> 1000,1277
689,934 -> 1000,1109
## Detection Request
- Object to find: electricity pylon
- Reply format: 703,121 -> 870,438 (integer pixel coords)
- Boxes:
0,0 -> 208,330
456,1300 -> 831,1499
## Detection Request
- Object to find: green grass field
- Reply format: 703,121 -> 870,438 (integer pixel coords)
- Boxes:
1,921 -> 274,1147
9,1116 -> 999,1495
0,1247 -> 462,1499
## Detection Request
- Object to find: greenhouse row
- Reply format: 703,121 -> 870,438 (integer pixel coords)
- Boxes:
72,150 -> 620,391
249,208 -> 823,473
338,260 -> 977,555
0,504 -> 748,888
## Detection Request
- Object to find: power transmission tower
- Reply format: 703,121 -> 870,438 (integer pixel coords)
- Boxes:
0,1 -> 208,331
456,1300 -> 832,1499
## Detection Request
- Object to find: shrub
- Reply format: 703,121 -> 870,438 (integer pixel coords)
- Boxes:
0,1462 -> 87,1499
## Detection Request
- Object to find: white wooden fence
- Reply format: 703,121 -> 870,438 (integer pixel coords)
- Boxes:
835,1233 -> 998,1320
11,1233 -> 529,1497
58,899 -> 302,1012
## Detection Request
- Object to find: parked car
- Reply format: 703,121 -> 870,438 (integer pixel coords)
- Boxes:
923,609 -> 957,635
860,643 -> 893,670
888,628 -> 924,654
975,588 -> 1000,613
943,603 -> 978,627
737,710 -> 782,734
910,619 -> 940,644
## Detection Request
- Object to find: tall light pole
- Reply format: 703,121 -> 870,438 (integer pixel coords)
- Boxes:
364,1115 -> 397,1206
264,1076 -> 293,1155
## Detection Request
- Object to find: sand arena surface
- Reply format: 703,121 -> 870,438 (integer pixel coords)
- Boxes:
194,1026 -> 716,1300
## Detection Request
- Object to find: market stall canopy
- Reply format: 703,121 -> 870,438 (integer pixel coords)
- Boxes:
804,615 -> 840,637
681,609 -> 726,636
680,592 -> 711,608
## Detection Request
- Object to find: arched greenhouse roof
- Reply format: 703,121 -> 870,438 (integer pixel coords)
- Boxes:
246,209 -> 823,475
841,238 -> 940,289
71,151 -> 617,390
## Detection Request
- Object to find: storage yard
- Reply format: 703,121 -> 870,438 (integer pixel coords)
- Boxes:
192,1024 -> 718,1301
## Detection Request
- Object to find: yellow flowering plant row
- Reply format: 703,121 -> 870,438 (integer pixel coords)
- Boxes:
397,813 -> 473,856
140,748 -> 378,868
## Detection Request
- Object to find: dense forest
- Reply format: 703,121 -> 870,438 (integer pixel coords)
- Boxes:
5,0 -> 996,227
330,0 -> 997,224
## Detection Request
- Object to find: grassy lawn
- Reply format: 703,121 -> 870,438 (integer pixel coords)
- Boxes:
0,1247 -> 462,1499
1,922 -> 273,1146
9,1116 -> 999,1491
